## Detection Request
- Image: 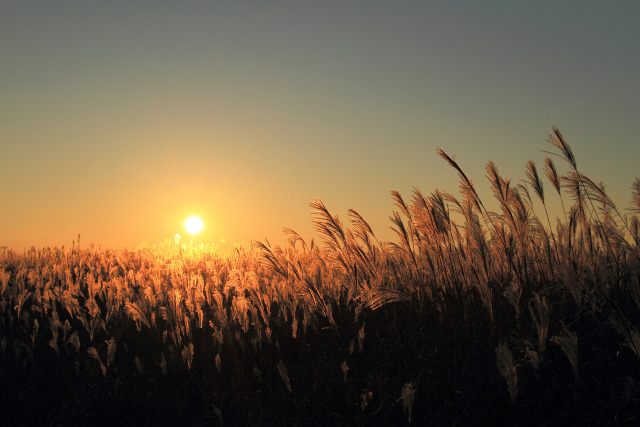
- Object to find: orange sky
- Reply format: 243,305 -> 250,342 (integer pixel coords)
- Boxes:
2,2 -> 639,250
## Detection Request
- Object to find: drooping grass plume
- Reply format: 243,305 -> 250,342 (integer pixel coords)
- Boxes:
524,160 -> 544,203
437,147 -> 485,216
544,156 -> 568,223
547,126 -> 576,170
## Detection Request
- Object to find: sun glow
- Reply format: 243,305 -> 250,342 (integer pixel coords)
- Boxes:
184,216 -> 204,234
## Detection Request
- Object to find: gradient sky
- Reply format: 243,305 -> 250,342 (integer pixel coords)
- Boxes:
2,1 -> 639,250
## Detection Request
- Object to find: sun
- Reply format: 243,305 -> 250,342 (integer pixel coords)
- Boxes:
184,216 -> 204,235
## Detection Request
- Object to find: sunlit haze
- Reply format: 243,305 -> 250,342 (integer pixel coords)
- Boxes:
1,2 -> 639,250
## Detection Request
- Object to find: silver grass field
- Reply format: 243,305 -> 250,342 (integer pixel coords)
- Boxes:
1,128 -> 640,425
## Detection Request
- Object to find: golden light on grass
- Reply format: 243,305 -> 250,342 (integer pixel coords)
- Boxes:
2,127 -> 639,424
184,215 -> 204,235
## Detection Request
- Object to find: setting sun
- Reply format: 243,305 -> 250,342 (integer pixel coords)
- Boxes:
184,216 -> 204,234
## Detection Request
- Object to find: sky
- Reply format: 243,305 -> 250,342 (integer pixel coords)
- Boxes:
1,1 -> 639,251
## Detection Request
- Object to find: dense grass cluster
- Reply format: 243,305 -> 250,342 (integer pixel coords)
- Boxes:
2,128 -> 640,425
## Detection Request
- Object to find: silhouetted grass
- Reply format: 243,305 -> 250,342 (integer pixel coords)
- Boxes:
1,128 -> 639,425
